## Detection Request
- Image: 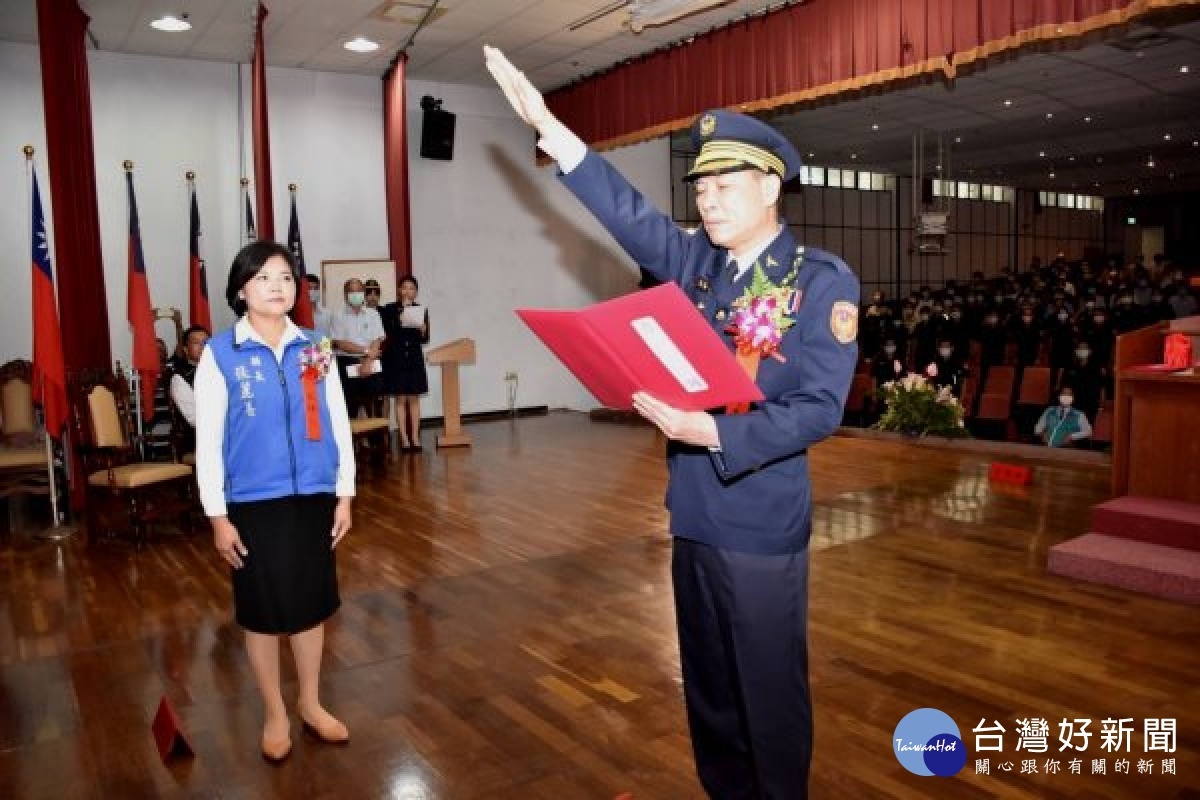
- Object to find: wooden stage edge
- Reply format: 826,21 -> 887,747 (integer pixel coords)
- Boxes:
587,407 -> 1111,471
833,425 -> 1112,469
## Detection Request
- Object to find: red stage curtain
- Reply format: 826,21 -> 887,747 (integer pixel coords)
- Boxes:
545,0 -> 1200,152
35,0 -> 112,509
35,0 -> 111,373
383,52 -> 413,279
252,2 -> 275,241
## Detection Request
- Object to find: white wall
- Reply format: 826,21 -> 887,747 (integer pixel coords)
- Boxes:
0,41 -> 672,415
89,50 -> 245,359
259,65 -> 389,278
0,43 -> 49,374
406,78 -> 669,415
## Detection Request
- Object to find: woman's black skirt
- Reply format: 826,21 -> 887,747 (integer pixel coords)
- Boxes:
226,493 -> 340,635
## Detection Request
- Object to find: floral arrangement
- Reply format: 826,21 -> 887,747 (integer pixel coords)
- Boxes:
299,337 -> 334,382
726,264 -> 796,363
874,372 -> 968,438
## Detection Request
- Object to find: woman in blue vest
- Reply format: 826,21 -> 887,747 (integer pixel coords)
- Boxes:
195,241 -> 355,762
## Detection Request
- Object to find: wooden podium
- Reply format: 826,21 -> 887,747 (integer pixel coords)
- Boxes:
426,338 -> 476,448
1112,315 -> 1200,502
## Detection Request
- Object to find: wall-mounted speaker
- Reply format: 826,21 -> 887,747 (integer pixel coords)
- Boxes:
420,109 -> 456,161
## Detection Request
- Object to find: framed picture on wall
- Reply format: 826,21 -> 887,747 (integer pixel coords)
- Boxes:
321,259 -> 396,313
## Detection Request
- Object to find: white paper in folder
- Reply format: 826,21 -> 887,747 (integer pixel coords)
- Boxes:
401,305 -> 426,328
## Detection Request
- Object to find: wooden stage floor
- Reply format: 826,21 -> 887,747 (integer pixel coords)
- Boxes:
0,412 -> 1196,799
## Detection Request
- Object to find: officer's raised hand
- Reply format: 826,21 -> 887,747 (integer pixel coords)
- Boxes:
484,46 -> 552,131
485,46 -> 586,170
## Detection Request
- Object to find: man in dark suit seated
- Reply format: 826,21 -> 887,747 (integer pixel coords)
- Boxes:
168,325 -> 210,455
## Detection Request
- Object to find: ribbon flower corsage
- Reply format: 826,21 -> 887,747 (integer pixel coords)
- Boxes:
724,264 -> 797,413
298,337 -> 333,440
299,337 -> 334,381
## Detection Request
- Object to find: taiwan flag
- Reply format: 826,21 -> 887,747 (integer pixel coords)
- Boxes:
287,191 -> 313,328
29,168 -> 67,438
126,170 -> 159,421
188,184 -> 212,331
244,182 -> 257,243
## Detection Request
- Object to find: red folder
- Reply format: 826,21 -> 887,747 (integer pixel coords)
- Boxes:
517,282 -> 764,411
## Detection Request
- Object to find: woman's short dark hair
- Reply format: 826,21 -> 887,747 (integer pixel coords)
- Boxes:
225,241 -> 299,316
400,275 -> 419,291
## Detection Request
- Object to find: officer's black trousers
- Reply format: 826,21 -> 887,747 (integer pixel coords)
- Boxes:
672,538 -> 812,800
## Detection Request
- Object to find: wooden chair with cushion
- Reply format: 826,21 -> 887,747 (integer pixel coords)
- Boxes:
69,366 -> 195,546
842,373 -> 874,426
0,359 -> 51,503
1091,405 -> 1113,449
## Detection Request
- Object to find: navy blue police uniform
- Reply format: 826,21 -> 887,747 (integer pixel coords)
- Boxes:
559,110 -> 859,799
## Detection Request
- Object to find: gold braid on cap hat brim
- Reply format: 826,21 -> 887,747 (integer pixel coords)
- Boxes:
686,140 -> 786,180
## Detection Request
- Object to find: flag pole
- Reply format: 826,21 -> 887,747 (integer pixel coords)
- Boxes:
36,370 -> 77,541
24,145 -> 76,541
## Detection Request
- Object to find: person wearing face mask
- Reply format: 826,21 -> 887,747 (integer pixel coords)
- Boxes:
1111,293 -> 1139,334
1058,344 -> 1103,420
887,313 -> 910,360
928,339 -> 966,396
1145,290 -> 1173,324
305,274 -> 331,338
330,278 -> 386,418
1012,305 -> 1043,367
1133,277 -> 1154,307
1080,294 -> 1098,321
943,303 -> 969,354
1169,283 -> 1197,319
978,309 -> 1008,379
1034,387 -> 1092,448
912,307 -> 939,370
859,294 -> 886,359
871,338 -> 906,388
1048,306 -> 1076,372
865,291 -> 887,317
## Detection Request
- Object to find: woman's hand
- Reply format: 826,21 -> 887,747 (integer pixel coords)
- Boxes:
332,497 -> 352,549
212,516 -> 248,569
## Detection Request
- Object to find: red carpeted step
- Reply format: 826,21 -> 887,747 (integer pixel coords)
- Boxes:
1047,533 -> 1200,605
1090,496 -> 1200,552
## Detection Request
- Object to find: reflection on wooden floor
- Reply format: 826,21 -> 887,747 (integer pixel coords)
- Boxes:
1,412 -> 1197,799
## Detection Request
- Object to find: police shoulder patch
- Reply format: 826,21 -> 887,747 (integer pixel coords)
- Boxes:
830,301 -> 858,344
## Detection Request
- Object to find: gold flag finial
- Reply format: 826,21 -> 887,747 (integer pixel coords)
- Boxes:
186,170 -> 195,181
22,145 -> 34,159
123,160 -> 134,171
288,183 -> 297,192
240,177 -> 249,187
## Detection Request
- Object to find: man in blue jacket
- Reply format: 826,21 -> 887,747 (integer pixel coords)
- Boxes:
486,47 -> 859,799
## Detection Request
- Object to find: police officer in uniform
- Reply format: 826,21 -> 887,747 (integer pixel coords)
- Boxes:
486,47 -> 859,799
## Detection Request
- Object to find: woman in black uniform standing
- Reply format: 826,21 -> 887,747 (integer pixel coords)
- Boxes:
381,275 -> 430,451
